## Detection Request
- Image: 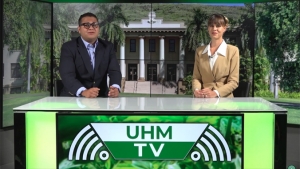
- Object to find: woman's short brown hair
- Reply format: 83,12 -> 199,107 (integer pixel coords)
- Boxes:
207,14 -> 229,27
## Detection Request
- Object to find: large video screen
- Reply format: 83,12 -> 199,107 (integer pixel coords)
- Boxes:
51,3 -> 253,97
2,1 -> 299,128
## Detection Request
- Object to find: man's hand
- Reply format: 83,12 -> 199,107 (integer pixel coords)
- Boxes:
81,87 -> 100,98
108,86 -> 119,98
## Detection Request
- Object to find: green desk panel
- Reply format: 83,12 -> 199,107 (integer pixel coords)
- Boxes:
26,112 -> 57,169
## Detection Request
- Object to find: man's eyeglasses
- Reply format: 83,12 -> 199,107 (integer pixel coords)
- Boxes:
80,22 -> 100,29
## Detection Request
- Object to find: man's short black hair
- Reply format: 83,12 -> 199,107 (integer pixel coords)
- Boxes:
78,12 -> 98,25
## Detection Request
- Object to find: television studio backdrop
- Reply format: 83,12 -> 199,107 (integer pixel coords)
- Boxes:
1,0 -> 299,169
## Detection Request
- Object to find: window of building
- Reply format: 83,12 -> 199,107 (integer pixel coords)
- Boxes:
149,39 -> 156,52
130,39 -> 136,52
186,64 -> 194,76
169,39 -> 175,52
11,63 -> 21,78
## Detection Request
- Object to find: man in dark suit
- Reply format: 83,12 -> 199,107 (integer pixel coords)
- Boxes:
59,12 -> 121,98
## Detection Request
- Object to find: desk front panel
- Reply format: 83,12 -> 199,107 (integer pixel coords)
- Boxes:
14,111 -> 285,169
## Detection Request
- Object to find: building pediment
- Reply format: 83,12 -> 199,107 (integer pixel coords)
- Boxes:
120,11 -> 186,30
122,28 -> 186,33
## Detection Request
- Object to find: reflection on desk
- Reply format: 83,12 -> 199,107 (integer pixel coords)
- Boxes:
76,98 -> 121,109
13,97 -> 286,112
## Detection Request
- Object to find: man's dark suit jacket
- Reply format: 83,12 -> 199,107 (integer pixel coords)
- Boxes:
59,37 -> 121,97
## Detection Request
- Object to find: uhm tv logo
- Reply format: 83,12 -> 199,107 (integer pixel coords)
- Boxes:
68,123 -> 232,162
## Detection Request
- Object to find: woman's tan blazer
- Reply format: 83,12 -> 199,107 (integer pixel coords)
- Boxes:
192,44 -> 239,98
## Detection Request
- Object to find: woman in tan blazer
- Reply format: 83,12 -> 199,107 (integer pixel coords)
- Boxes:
193,14 -> 239,98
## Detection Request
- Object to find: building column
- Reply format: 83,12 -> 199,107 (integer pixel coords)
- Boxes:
159,36 -> 165,80
139,36 -> 145,81
119,43 -> 126,92
178,36 -> 185,80
120,43 -> 126,79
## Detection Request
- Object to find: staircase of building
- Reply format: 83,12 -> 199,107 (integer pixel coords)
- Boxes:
123,81 -> 137,93
124,81 -> 177,94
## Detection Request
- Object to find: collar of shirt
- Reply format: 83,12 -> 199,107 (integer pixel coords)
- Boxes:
202,40 -> 227,57
81,37 -> 99,50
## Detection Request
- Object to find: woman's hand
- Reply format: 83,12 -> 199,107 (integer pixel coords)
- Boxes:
194,88 -> 218,98
200,88 -> 218,98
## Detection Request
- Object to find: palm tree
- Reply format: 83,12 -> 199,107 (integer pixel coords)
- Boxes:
96,4 -> 129,46
182,8 -> 209,51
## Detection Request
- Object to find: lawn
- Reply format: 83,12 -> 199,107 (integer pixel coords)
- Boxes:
263,97 -> 300,125
263,97 -> 300,104
2,92 -> 50,127
2,93 -> 299,127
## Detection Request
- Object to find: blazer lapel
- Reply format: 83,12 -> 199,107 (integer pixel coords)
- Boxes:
77,38 -> 93,76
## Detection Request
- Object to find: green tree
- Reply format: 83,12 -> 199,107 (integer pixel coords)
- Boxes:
3,0 -> 28,50
256,1 -> 300,92
237,3 -> 255,83
182,8 -> 209,51
96,4 -> 129,46
3,0 -> 51,92
254,31 -> 270,91
239,4 -> 255,56
52,3 -> 79,80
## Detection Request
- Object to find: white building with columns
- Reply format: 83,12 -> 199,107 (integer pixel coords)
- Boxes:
118,11 -> 195,82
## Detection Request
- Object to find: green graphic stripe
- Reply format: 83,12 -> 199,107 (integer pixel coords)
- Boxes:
26,112 -> 56,169
104,142 -> 194,159
244,113 -> 274,169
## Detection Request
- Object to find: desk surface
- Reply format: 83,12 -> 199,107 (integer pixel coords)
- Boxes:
13,97 -> 286,112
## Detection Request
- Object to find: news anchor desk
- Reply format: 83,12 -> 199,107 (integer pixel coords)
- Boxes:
13,97 -> 287,169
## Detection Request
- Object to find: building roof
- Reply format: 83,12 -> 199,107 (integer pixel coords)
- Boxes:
120,11 -> 186,31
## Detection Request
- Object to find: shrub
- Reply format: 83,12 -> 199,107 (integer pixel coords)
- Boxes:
254,90 -> 274,97
183,74 -> 193,95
